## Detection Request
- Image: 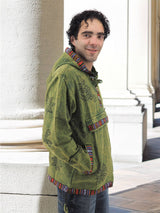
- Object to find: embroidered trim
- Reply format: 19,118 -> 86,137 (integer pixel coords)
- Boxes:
65,47 -> 104,106
48,175 -> 113,195
88,117 -> 108,131
96,87 -> 102,107
65,47 -> 92,75
84,146 -> 93,175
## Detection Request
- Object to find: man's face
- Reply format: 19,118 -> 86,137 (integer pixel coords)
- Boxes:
71,18 -> 105,70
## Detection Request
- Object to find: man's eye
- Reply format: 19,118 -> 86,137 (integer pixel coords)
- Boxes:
83,34 -> 91,38
98,35 -> 105,40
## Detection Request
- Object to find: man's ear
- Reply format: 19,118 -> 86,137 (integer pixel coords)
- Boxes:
70,36 -> 76,46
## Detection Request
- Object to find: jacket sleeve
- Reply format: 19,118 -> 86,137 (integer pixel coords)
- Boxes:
42,74 -> 91,173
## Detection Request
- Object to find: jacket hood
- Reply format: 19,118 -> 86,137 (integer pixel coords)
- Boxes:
53,48 -> 102,87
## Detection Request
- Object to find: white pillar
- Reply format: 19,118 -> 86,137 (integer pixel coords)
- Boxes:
128,0 -> 155,128
0,1 -> 63,212
0,0 -> 64,150
1,0 -> 42,119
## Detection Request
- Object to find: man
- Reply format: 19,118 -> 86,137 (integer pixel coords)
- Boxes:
43,10 -> 113,213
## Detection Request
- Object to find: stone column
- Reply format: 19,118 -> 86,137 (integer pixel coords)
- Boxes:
128,0 -> 155,128
152,0 -> 160,104
0,1 -> 63,212
0,0 -> 64,151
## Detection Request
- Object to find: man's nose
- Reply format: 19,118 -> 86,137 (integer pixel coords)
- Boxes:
89,36 -> 98,46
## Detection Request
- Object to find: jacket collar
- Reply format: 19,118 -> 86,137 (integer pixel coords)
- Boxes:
65,47 -> 102,86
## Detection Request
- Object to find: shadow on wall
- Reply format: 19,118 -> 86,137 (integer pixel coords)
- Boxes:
37,1 -> 63,212
38,0 -> 64,109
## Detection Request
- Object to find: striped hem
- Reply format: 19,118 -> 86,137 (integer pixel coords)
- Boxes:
48,175 -> 113,195
88,117 -> 108,131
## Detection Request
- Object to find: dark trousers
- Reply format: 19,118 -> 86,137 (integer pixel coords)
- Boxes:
57,187 -> 109,213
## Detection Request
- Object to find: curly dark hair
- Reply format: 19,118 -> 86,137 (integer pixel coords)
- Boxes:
66,10 -> 110,51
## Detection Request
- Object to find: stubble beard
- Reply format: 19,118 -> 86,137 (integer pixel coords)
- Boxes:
78,49 -> 99,64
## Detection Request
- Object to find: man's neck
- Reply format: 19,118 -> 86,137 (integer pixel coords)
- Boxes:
84,62 -> 93,71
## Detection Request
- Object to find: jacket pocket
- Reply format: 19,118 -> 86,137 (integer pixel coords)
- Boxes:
84,110 -> 109,174
86,110 -> 108,132
84,145 -> 93,175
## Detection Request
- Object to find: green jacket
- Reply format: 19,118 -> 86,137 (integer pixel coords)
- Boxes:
42,48 -> 113,195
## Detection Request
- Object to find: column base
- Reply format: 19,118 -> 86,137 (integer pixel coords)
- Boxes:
129,87 -> 155,128
136,96 -> 155,128
104,98 -> 147,163
0,155 -> 58,213
0,119 -> 46,151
